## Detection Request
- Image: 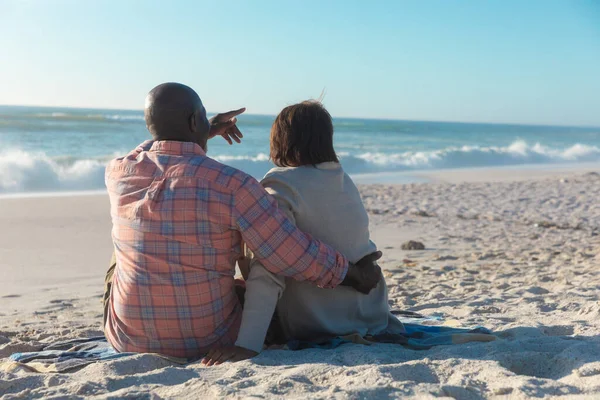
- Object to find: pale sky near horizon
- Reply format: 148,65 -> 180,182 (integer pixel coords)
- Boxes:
1,0 -> 599,126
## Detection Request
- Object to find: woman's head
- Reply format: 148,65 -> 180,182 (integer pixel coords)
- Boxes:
270,101 -> 339,167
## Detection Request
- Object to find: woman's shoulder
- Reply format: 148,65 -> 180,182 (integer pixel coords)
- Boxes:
263,165 -> 322,182
260,167 -> 302,193
265,163 -> 344,178
259,167 -> 303,208
262,164 -> 348,196
263,166 -> 297,179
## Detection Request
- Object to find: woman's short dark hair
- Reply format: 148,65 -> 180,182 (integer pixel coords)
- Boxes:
270,101 -> 339,167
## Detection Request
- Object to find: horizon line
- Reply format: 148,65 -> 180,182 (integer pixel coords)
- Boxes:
1,103 -> 599,130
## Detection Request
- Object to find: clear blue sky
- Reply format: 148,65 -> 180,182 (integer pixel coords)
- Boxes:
1,0 -> 599,126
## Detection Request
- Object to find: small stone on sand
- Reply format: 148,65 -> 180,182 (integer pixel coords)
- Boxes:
401,240 -> 426,250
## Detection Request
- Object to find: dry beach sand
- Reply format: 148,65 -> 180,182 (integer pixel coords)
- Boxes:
1,169 -> 600,399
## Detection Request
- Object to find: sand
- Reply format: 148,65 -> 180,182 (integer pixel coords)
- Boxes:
1,169 -> 600,399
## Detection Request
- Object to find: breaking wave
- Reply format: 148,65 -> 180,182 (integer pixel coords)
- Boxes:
1,140 -> 599,194
32,112 -> 145,122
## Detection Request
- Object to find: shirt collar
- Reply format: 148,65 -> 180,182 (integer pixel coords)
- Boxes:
314,161 -> 341,170
137,140 -> 206,156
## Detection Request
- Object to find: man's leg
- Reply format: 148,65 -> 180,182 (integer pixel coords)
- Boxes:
234,279 -> 246,308
102,252 -> 117,330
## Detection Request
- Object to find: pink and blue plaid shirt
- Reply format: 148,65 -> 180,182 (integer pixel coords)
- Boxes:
104,140 -> 348,358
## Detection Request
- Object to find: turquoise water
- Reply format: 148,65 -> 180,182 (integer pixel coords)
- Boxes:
0,105 -> 599,193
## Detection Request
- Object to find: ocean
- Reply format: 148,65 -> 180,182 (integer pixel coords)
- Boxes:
1,105 -> 599,194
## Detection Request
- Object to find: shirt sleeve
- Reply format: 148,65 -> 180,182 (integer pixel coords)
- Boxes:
105,140 -> 153,189
235,181 -> 295,352
235,263 -> 286,352
233,175 -> 348,289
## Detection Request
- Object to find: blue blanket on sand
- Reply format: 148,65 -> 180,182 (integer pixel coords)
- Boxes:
288,323 -> 494,350
5,314 -> 495,373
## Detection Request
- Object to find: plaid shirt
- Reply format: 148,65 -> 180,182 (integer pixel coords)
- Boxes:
104,140 -> 348,359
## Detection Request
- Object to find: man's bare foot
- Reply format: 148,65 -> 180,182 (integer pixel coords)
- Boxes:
201,346 -> 258,366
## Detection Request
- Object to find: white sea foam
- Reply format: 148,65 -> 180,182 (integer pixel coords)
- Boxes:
213,153 -> 271,162
0,149 -> 107,193
351,140 -> 600,170
34,112 -> 69,118
104,114 -> 145,121
1,140 -> 599,193
33,112 -> 145,122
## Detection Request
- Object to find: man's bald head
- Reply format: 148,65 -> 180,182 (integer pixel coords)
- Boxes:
144,82 -> 210,147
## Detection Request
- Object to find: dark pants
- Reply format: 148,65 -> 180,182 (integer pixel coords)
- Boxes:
102,253 -> 117,330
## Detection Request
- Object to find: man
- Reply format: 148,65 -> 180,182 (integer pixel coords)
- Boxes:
104,82 -> 381,360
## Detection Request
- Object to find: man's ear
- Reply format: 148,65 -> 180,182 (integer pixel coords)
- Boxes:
189,112 -> 198,133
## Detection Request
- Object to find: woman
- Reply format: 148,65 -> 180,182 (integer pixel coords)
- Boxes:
203,101 -> 404,365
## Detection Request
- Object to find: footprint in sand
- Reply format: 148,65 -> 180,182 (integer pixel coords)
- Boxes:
498,342 -> 600,382
49,299 -> 76,304
44,299 -> 75,309
575,362 -> 600,377
379,363 -> 439,384
541,325 -> 575,336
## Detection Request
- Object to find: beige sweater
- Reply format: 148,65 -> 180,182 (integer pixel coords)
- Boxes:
235,162 -> 404,352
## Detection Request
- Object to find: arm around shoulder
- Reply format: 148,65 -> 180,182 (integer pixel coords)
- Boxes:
232,176 -> 348,288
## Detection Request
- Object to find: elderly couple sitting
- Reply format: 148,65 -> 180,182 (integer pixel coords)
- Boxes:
102,82 -> 404,366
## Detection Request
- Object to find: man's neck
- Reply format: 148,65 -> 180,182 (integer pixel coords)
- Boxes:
153,136 -> 207,152
154,136 -> 191,142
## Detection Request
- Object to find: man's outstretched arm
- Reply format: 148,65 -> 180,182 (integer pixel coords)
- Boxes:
208,108 -> 246,145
